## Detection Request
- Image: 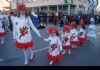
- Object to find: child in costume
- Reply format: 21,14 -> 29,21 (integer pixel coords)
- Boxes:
78,19 -> 88,44
87,17 -> 96,41
61,25 -> 72,55
43,26 -> 62,66
13,3 -> 42,66
70,21 -> 81,48
0,12 -> 6,45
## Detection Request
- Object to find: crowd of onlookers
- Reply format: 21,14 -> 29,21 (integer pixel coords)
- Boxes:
0,9 -> 100,32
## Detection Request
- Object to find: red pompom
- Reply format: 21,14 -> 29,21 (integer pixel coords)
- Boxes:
17,3 -> 26,10
70,21 -> 77,28
47,26 -> 58,33
62,25 -> 69,32
79,19 -> 84,27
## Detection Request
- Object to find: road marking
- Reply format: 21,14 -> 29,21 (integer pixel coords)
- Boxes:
32,47 -> 49,53
0,59 -> 4,61
0,47 -> 49,62
97,32 -> 100,35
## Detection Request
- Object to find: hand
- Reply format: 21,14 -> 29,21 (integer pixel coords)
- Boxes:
39,36 -> 44,40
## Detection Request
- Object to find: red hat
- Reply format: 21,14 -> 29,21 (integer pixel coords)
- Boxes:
17,3 -> 27,11
79,19 -> 84,27
62,25 -> 69,32
47,26 -> 58,33
70,21 -> 76,28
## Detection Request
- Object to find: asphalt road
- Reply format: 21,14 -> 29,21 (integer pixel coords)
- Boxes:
0,24 -> 100,66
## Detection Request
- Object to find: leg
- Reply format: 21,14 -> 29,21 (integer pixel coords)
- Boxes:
23,48 -> 29,65
68,50 -> 71,55
49,61 -> 54,66
62,50 -> 66,55
1,37 -> 4,45
28,47 -> 35,61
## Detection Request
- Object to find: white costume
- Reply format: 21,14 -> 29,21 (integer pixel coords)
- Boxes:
70,29 -> 78,41
70,29 -> 80,45
87,24 -> 96,38
61,32 -> 71,47
13,15 -> 41,48
44,35 -> 62,61
79,28 -> 86,38
0,14 -> 6,37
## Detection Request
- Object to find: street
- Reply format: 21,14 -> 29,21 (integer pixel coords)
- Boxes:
0,24 -> 100,66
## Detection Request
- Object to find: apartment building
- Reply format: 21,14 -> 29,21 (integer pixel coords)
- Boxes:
10,0 -> 98,15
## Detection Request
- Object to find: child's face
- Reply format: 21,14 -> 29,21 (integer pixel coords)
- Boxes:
64,31 -> 68,33
51,32 -> 56,36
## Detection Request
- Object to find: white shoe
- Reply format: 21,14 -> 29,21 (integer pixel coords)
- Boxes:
62,50 -> 66,55
49,61 -> 53,66
68,50 -> 71,55
1,42 -> 4,45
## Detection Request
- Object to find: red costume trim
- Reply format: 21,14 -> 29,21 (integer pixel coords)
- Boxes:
47,52 -> 62,62
78,36 -> 88,42
15,41 -> 33,49
0,32 -> 7,37
62,45 -> 72,50
70,40 -> 81,46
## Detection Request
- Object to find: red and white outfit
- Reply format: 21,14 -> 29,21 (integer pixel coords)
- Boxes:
0,14 -> 6,45
13,3 -> 41,66
70,22 -> 80,46
44,26 -> 62,64
44,35 -> 62,62
61,25 -> 72,51
0,14 -> 6,37
78,19 -> 88,42
13,15 -> 41,49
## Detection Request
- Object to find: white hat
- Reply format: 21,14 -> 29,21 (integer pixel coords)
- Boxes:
90,18 -> 95,22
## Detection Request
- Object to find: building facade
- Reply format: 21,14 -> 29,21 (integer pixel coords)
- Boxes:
10,0 -> 98,15
0,0 -> 10,11
96,0 -> 100,14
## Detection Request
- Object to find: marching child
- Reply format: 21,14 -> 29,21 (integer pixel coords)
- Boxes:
43,26 -> 62,66
61,25 -> 72,55
87,17 -> 96,41
0,12 -> 6,45
78,19 -> 88,44
13,3 -> 42,66
70,21 -> 81,48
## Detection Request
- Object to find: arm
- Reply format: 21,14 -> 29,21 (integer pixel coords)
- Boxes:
28,17 -> 41,37
44,36 -> 50,42
57,37 -> 63,51
13,21 -> 17,40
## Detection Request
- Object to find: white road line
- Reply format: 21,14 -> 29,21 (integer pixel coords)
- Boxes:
4,55 -> 21,61
0,47 -> 49,62
0,59 -> 4,61
32,47 -> 49,53
97,32 -> 100,35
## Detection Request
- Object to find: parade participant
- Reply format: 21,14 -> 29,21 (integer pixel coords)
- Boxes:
43,26 -> 62,66
70,21 -> 80,48
78,19 -> 88,43
61,25 -> 72,55
13,3 -> 42,66
87,17 -> 96,41
0,11 -> 6,45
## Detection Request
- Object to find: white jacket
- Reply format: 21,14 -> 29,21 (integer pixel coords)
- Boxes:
13,15 -> 41,43
61,32 -> 70,46
44,35 -> 62,56
70,29 -> 78,41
